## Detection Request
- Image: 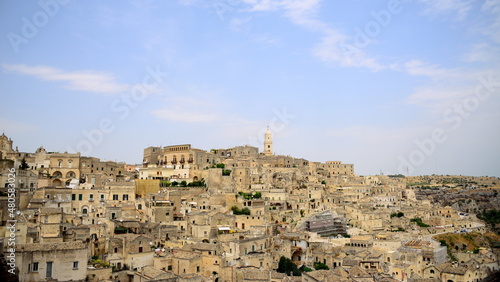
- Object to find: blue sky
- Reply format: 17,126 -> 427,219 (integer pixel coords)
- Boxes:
1,0 -> 499,176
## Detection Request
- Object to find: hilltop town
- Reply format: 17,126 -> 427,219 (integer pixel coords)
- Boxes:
0,130 -> 499,282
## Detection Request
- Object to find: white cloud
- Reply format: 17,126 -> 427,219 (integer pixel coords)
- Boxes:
402,60 -> 468,80
401,59 -> 500,115
462,43 -> 499,63
153,108 -> 219,123
328,125 -> 427,142
241,0 -> 384,71
152,88 -> 223,123
1,64 -> 128,94
418,0 -> 473,20
313,31 -> 385,71
482,0 -> 500,43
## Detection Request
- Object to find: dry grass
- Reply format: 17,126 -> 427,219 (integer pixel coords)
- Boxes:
433,232 -> 500,252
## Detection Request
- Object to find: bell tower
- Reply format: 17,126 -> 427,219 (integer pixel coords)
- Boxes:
263,127 -> 273,156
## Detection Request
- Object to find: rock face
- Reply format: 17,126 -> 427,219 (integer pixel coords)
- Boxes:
416,188 -> 500,213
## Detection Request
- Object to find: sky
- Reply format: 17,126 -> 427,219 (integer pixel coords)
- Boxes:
0,0 -> 499,177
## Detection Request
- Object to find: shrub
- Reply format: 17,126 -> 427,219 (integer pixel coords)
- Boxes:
390,212 -> 404,218
313,262 -> 329,270
410,217 -> 430,227
231,206 -> 250,215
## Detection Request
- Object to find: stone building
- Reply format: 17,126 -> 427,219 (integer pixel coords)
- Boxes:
15,241 -> 88,282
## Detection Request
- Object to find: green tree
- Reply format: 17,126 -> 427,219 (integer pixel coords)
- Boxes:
277,256 -> 301,276
254,192 -> 262,199
222,169 -> 231,176
180,180 -> 187,187
216,163 -> 225,168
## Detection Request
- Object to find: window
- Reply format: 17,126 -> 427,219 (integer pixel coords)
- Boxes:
196,266 -> 200,273
113,194 -> 118,200
168,265 -> 172,271
114,248 -> 118,253
72,194 -> 76,201
138,204 -> 142,210
100,194 -> 105,201
89,194 -> 94,200
46,262 -> 53,278
123,194 -> 128,201
139,247 -> 143,253
73,261 -> 79,269
78,194 -> 82,201
31,262 -> 39,272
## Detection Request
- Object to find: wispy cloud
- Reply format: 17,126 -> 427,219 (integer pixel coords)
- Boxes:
418,0 -> 474,20
400,59 -> 500,114
402,60 -> 468,80
241,0 -> 384,71
313,31 -> 385,71
152,88 -> 222,123
1,64 -> 128,94
153,108 -> 220,123
462,43 -> 499,63
482,0 -> 500,43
